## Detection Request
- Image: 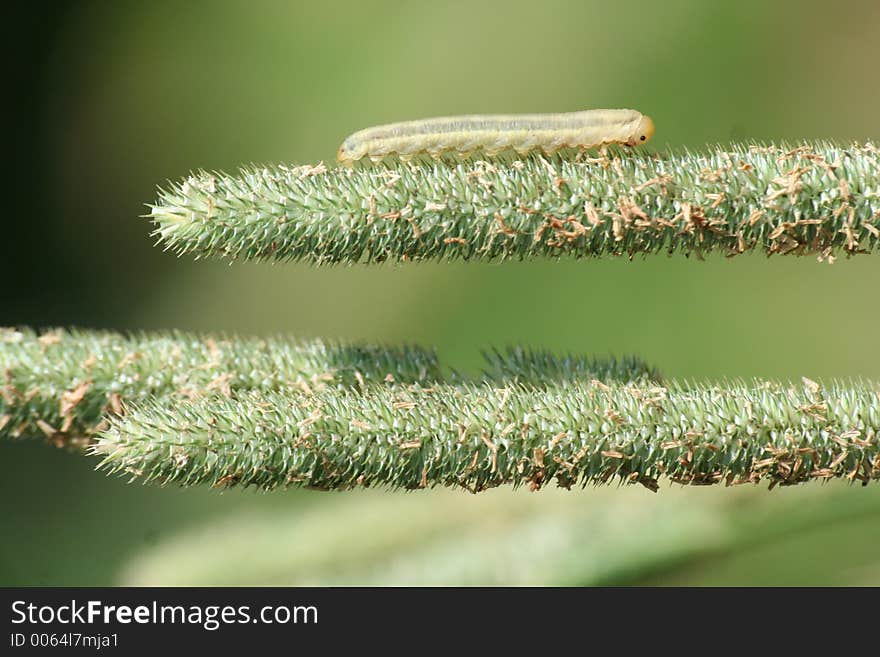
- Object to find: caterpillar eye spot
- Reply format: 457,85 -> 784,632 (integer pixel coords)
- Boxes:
640,135 -> 646,141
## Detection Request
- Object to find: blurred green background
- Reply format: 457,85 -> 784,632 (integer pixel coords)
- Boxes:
3,0 -> 880,586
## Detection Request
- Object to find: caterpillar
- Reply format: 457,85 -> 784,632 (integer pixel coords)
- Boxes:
336,108 -> 654,164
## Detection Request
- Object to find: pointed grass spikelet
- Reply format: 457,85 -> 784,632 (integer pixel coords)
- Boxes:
149,142 -> 880,264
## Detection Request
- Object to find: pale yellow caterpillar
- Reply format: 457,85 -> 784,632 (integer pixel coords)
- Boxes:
336,108 -> 655,164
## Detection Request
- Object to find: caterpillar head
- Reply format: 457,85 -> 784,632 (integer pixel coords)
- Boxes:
337,139 -> 355,165
627,114 -> 655,147
337,134 -> 367,165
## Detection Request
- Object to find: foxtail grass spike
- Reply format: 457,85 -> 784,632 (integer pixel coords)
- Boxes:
149,142 -> 880,265
94,378 -> 880,492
